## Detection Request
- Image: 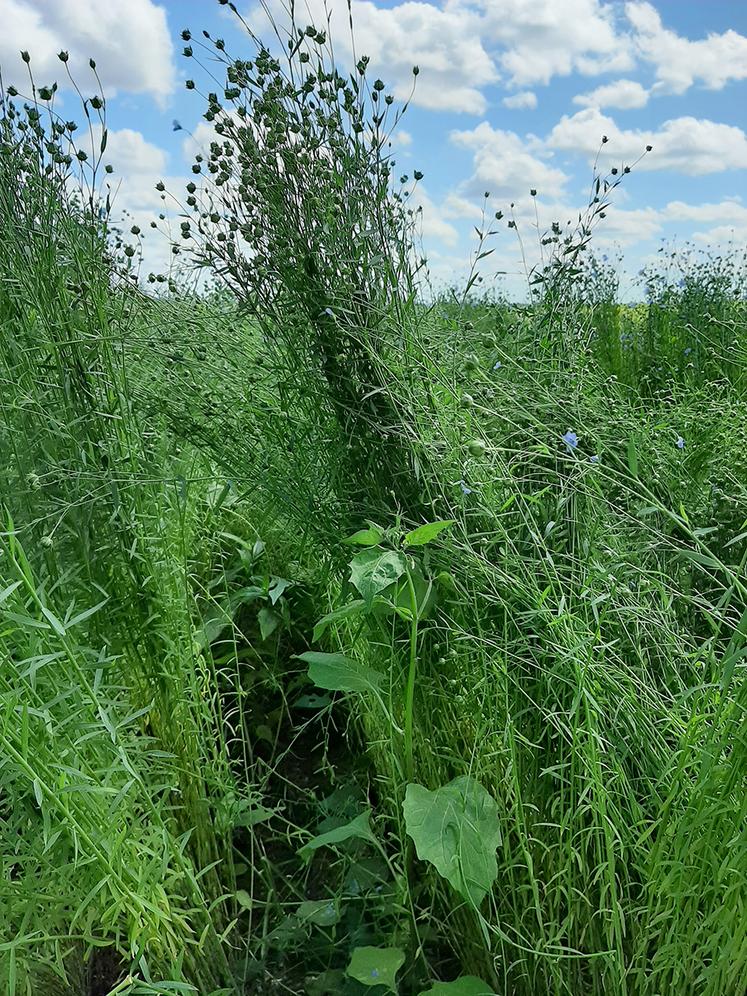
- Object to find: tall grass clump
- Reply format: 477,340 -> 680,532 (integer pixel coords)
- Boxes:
161,6 -> 435,532
0,66 -> 243,994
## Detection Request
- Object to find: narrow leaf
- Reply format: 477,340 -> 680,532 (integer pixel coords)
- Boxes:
298,810 -> 376,862
404,519 -> 455,548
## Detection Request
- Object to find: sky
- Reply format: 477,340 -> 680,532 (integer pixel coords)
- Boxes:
1,0 -> 746,298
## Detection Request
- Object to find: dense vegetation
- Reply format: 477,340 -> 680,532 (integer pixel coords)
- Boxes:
1,5 -> 745,995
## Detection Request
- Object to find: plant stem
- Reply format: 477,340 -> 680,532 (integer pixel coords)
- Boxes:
403,564 -> 419,783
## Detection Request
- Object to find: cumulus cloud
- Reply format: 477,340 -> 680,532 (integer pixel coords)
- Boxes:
78,128 -> 184,272
661,198 -> 747,245
548,108 -> 747,176
450,121 -> 570,200
408,186 -> 461,247
247,0 -> 639,113
502,90 -> 537,110
0,0 -> 176,104
249,0 -> 498,114
626,1 -> 747,94
465,0 -> 633,87
661,198 -> 747,224
573,79 -> 649,109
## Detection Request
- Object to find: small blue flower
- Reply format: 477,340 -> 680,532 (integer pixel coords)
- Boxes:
459,480 -> 473,495
371,969 -> 380,978
676,436 -> 685,449
589,454 -> 599,463
493,361 -> 502,370
562,429 -> 578,451
684,347 -> 691,355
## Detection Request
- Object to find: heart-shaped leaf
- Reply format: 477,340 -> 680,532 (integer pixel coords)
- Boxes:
296,651 -> 383,694
403,775 -> 501,906
346,946 -> 405,990
350,548 -> 407,605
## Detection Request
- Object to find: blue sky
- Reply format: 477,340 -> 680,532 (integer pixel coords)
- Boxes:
2,0 -> 746,297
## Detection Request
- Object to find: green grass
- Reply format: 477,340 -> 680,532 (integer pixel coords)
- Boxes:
1,6 -> 746,995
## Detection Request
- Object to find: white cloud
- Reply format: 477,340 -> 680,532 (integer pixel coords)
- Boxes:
409,186 -> 460,247
464,0 -> 633,87
450,121 -> 570,200
502,90 -> 537,110
78,128 -> 183,272
249,0 -> 498,114
661,198 -> 747,224
0,0 -> 175,105
248,0 -> 637,113
548,108 -> 747,176
104,128 -> 167,183
626,1 -> 747,95
574,79 -> 649,110
660,198 -> 747,245
590,203 -> 662,246
442,193 -> 486,221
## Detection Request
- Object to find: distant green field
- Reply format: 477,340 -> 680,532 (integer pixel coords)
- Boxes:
1,6 -> 745,996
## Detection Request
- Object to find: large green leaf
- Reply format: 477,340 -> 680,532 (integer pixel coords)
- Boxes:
418,978 -> 496,996
403,519 -> 455,548
346,946 -> 405,991
403,775 -> 501,906
296,651 -> 383,694
349,548 -> 407,605
298,810 -> 376,862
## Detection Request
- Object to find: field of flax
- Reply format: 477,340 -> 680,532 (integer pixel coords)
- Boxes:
1,6 -> 746,996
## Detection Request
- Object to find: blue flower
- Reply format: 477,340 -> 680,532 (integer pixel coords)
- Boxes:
684,347 -> 691,355
371,969 -> 380,979
589,454 -> 599,463
562,429 -> 578,451
459,480 -> 473,495
676,436 -> 685,449
493,361 -> 502,370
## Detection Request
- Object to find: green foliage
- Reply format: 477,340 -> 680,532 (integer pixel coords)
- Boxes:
297,650 -> 384,694
346,946 -> 406,991
403,520 -> 456,548
403,777 -> 502,906
349,548 -> 408,605
297,810 -> 378,863
1,5 -> 746,996
418,979 -> 496,996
